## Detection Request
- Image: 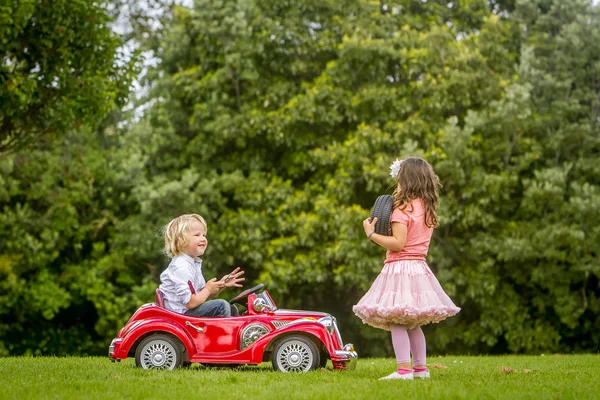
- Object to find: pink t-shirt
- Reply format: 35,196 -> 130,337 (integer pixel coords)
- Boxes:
385,199 -> 433,263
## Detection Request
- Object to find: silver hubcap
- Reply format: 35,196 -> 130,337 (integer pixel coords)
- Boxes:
276,340 -> 313,372
140,340 -> 177,369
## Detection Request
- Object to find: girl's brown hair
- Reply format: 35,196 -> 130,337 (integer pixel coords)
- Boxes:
392,157 -> 441,228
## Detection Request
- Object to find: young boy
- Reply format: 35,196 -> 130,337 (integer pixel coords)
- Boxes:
159,214 -> 244,316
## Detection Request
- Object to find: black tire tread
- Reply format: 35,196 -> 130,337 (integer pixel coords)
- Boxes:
319,350 -> 329,368
370,195 -> 394,237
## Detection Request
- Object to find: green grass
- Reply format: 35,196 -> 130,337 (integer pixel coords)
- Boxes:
1,355 -> 598,400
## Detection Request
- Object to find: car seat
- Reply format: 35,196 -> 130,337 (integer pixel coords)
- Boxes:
155,288 -> 166,308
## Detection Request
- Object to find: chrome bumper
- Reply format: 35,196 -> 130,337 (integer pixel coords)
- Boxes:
108,338 -> 122,358
318,316 -> 358,370
334,343 -> 358,370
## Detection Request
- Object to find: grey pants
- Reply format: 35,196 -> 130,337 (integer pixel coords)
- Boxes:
185,299 -> 238,317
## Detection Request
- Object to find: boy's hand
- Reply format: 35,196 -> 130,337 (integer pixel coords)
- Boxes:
220,267 -> 245,288
205,278 -> 225,295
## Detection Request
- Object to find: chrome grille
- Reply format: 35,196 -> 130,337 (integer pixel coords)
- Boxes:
272,320 -> 292,329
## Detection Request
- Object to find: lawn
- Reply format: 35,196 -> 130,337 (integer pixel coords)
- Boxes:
1,354 -> 598,400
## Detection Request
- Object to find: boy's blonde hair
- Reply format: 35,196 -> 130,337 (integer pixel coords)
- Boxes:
162,214 -> 208,257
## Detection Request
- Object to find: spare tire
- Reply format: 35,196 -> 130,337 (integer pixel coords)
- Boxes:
370,195 -> 394,237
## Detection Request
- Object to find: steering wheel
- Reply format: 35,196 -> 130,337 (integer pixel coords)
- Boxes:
229,284 -> 265,305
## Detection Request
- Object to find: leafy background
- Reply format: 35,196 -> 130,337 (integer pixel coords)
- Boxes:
1,0 -> 598,357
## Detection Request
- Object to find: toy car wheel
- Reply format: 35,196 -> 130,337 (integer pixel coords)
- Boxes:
272,335 -> 320,373
135,334 -> 183,370
370,195 -> 394,238
319,350 -> 329,368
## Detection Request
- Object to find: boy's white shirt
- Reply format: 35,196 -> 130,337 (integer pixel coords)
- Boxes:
158,253 -> 207,313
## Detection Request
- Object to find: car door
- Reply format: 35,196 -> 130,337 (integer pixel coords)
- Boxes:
184,316 -> 247,354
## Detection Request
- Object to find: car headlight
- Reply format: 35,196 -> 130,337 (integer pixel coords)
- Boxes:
318,316 -> 334,334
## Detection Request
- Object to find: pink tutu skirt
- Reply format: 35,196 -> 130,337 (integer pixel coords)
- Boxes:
352,260 -> 460,330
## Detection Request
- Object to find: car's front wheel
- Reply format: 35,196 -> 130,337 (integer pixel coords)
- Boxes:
272,335 -> 320,372
135,334 -> 183,370
319,350 -> 329,368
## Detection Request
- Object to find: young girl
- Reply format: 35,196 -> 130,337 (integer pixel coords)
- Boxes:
159,214 -> 245,317
353,157 -> 460,380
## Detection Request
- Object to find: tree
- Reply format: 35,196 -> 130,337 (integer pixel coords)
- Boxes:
0,0 -> 134,153
1,0 -> 598,357
424,0 -> 600,353
119,0 -> 522,356
125,0 -> 599,355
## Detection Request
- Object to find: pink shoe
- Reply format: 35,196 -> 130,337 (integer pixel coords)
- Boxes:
379,371 -> 414,380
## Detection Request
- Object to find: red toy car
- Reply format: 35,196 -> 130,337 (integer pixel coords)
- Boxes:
108,284 -> 357,372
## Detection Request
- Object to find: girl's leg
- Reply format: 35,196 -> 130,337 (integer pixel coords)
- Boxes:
390,325 -> 411,370
407,326 -> 427,368
408,326 -> 430,379
379,325 -> 414,380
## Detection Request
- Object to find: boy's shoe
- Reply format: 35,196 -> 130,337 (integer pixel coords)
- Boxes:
379,371 -> 414,380
413,369 -> 430,379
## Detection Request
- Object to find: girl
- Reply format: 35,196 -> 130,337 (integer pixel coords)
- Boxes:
159,214 -> 245,317
353,157 -> 460,380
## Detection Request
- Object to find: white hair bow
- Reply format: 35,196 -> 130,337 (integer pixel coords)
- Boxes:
389,159 -> 404,179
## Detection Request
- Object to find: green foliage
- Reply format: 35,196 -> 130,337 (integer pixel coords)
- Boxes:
0,0 -> 598,357
0,0 -> 135,153
0,128 -> 157,355
431,0 -> 600,354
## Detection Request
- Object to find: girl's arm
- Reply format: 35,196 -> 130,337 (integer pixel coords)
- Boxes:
363,217 -> 407,252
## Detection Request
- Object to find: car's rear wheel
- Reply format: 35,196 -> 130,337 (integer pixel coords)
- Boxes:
272,335 -> 320,372
135,334 -> 183,370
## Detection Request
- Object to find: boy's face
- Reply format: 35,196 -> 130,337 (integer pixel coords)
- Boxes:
182,221 -> 208,258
